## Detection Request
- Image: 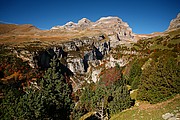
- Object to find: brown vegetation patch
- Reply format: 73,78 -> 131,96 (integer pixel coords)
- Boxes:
99,67 -> 122,86
138,94 -> 180,111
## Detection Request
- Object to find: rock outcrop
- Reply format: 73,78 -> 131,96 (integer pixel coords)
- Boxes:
168,13 -> 180,30
51,16 -> 135,46
162,112 -> 180,120
6,16 -> 139,91
13,34 -> 131,90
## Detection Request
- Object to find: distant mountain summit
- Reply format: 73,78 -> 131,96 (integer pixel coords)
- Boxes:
168,13 -> 180,30
77,18 -> 92,29
51,16 -> 135,45
0,24 -> 40,35
1,13 -> 180,44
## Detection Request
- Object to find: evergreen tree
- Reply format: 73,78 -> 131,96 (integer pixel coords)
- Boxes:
128,60 -> 142,90
1,57 -> 74,119
0,86 -> 23,120
73,84 -> 95,120
74,73 -> 131,119
138,56 -> 180,103
79,84 -> 95,111
39,57 -> 74,119
108,78 -> 131,115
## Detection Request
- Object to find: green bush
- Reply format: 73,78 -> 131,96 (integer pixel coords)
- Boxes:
108,79 -> 131,114
128,60 -> 142,89
137,55 -> 180,104
1,58 -> 74,120
73,70 -> 131,119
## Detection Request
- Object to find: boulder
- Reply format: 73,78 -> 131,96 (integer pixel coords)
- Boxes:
162,113 -> 175,120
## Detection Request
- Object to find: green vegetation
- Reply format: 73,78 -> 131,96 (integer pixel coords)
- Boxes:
109,29 -> 180,119
0,58 -> 74,119
73,68 -> 132,120
124,29 -> 180,104
0,28 -> 180,119
108,80 -> 131,115
127,60 -> 142,90
138,53 -> 180,104
110,95 -> 180,120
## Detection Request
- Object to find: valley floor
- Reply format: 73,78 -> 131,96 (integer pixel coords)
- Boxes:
110,94 -> 180,120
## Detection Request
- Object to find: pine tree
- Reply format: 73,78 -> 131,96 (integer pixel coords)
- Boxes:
1,57 -> 74,120
108,78 -> 131,114
138,55 -> 180,103
0,86 -> 22,120
128,60 -> 142,90
40,57 -> 74,119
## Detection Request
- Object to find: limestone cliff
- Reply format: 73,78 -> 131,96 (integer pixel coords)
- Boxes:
51,16 -> 135,46
168,13 -> 180,30
13,34 -> 132,91
2,16 -> 138,91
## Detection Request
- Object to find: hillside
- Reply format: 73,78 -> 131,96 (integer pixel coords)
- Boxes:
78,28 -> 180,119
110,94 -> 180,120
0,24 -> 40,35
0,13 -> 180,120
0,16 -> 135,45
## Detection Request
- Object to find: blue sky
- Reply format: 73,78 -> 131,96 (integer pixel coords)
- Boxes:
0,0 -> 179,34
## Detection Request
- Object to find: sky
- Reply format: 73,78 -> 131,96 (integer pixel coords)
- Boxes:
0,0 -> 179,34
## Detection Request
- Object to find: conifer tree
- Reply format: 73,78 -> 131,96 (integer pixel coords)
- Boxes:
128,60 -> 142,90
39,57 -> 74,119
108,78 -> 131,114
1,57 -> 74,120
138,56 -> 180,103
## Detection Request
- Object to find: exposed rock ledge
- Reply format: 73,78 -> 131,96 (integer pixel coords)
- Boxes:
13,35 -> 133,91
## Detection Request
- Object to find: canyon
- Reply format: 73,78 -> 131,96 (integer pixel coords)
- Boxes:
0,14 -> 180,91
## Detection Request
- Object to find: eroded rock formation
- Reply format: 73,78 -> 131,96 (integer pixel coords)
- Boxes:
168,13 -> 180,30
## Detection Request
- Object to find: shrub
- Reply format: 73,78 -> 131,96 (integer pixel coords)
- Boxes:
128,60 -> 142,89
137,55 -> 180,103
1,58 -> 74,119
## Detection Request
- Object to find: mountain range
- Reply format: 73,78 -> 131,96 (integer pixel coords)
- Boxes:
1,13 -> 180,43
0,12 -> 180,120
0,13 -> 179,88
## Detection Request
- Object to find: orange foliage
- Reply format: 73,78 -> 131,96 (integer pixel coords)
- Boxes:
100,68 -> 121,86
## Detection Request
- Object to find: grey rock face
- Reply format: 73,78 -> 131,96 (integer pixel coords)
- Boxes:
59,37 -> 110,75
51,16 -> 135,45
168,13 -> 180,30
74,40 -> 83,47
67,58 -> 84,74
63,42 -> 78,51
94,16 -> 134,46
77,18 -> 92,30
168,117 -> 176,120
14,50 -> 36,68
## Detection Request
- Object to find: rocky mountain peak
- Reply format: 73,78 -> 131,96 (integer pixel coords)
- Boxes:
64,21 -> 77,28
77,18 -> 92,30
178,13 -> 180,18
50,16 -> 134,44
168,13 -> 180,30
78,18 -> 92,25
97,16 -> 122,22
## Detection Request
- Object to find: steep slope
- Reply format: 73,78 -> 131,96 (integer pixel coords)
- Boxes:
1,13 -> 179,91
51,16 -> 135,46
168,13 -> 180,30
0,24 -> 18,34
0,24 -> 40,35
110,95 -> 180,120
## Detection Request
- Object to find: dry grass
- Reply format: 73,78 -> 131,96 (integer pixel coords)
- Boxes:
0,24 -> 103,46
110,94 -> 180,120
